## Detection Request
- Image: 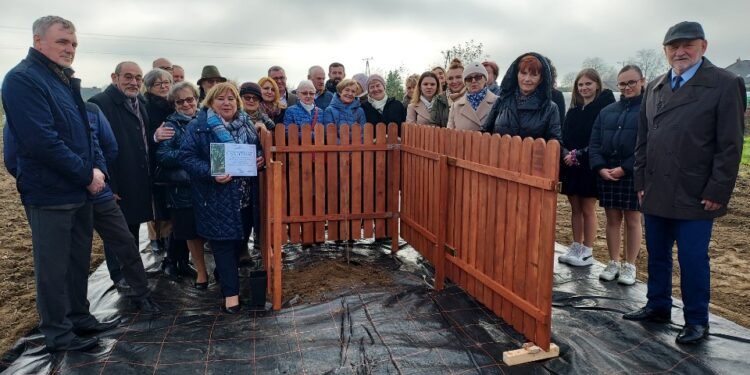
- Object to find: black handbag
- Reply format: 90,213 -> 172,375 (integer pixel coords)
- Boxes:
153,166 -> 191,186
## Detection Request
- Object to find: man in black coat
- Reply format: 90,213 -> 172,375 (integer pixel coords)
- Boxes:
89,61 -> 154,248
625,21 -> 746,345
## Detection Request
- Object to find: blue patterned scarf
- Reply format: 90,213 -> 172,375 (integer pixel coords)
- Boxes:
465,88 -> 488,111
206,108 -> 253,144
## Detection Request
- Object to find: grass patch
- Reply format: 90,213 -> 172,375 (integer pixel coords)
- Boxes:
743,136 -> 750,166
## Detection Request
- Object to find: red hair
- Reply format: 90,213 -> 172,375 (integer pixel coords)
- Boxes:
517,55 -> 542,75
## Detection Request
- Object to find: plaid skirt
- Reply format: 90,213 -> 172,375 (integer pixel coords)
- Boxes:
597,174 -> 640,211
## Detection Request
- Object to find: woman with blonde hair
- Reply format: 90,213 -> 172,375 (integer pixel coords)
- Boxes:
258,76 -> 286,124
432,58 -> 465,126
179,82 -> 265,313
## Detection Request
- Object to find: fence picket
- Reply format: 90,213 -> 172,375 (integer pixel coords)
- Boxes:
326,125 -> 340,240
351,124 -> 363,239
314,124 -> 326,242
287,125 -> 301,243
375,124 -> 387,238
363,124 -> 375,238
301,125 -> 314,244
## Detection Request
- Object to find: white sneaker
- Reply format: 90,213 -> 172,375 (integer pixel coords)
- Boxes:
599,260 -> 620,281
559,242 -> 582,264
567,245 -> 594,266
618,263 -> 637,285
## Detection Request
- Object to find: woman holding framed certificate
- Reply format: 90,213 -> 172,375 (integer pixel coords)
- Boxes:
179,82 -> 265,314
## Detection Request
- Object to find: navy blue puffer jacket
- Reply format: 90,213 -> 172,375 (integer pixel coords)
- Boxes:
589,94 -> 642,175
178,108 -> 262,240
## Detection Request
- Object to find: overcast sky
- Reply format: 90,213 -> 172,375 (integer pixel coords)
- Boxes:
0,0 -> 747,89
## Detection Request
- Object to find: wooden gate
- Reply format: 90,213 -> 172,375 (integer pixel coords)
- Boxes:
260,123 -> 400,309
400,123 -> 560,351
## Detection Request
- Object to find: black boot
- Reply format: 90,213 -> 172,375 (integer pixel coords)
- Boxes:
249,270 -> 267,309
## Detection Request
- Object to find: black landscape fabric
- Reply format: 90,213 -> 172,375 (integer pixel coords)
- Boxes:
2,240 -> 749,374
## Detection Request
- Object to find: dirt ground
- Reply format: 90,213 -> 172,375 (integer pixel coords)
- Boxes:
555,172 -> 750,328
282,258 -> 395,304
1,126 -> 749,354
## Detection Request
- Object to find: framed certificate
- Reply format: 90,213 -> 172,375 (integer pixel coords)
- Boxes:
210,143 -> 258,177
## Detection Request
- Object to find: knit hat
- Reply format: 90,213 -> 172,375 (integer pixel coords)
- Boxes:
352,73 -> 369,95
365,74 -> 386,91
239,82 -> 262,98
197,65 -> 227,86
463,62 -> 489,80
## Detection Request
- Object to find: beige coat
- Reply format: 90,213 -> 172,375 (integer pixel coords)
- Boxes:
406,101 -> 432,125
447,91 -> 498,131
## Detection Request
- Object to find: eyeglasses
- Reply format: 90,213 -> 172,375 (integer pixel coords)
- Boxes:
464,74 -> 485,82
153,81 -> 171,88
175,97 -> 196,105
159,66 -> 173,72
120,74 -> 143,83
242,95 -> 260,102
617,80 -> 641,89
298,91 -> 315,96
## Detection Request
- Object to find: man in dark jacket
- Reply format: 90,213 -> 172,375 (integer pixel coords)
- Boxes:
268,65 -> 298,107
2,15 -> 113,352
85,103 -> 160,313
326,62 -> 345,94
89,61 -> 154,249
625,21 -> 746,345
309,65 -> 333,109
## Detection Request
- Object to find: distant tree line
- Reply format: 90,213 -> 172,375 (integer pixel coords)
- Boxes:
559,49 -> 669,91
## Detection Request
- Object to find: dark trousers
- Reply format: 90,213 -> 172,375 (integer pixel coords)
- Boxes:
644,214 -> 713,325
212,207 -> 253,297
25,202 -> 97,348
94,199 -> 150,298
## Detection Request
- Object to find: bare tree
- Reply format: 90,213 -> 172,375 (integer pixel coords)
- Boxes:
625,49 -> 669,80
559,71 -> 577,91
440,40 -> 487,68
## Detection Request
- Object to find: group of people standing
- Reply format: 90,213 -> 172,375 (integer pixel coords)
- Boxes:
2,15 -> 745,354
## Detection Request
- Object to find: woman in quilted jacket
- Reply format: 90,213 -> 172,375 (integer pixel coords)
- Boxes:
179,82 -> 264,314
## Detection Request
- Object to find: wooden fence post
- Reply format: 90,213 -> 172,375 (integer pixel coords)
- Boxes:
272,161 -> 283,310
434,155 -> 448,290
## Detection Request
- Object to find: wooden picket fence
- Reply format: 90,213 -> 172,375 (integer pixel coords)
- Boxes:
259,123 -> 401,310
260,122 -> 560,351
400,123 -> 560,351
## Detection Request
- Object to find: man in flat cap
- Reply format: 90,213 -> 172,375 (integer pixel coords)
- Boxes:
624,21 -> 746,344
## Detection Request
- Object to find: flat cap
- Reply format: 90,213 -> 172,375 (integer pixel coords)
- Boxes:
663,21 -> 705,45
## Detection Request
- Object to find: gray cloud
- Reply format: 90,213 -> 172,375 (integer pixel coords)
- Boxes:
1,0 -> 748,89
